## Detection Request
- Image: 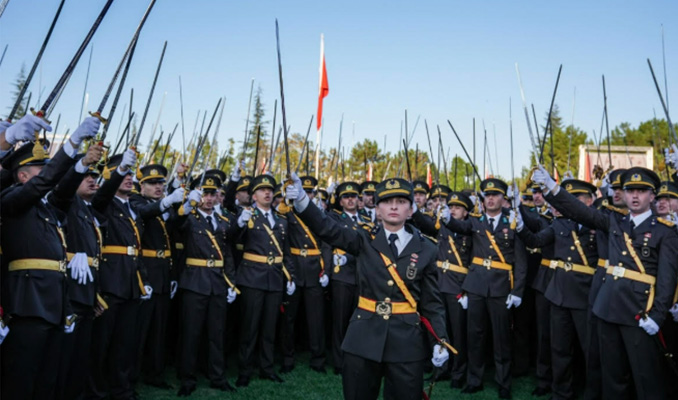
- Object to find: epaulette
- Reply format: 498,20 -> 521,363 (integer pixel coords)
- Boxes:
217,214 -> 229,222
603,204 -> 629,216
540,213 -> 553,221
422,211 -> 435,218
332,209 -> 342,216
274,211 -> 287,219
657,217 -> 675,227
421,233 -> 438,244
469,212 -> 482,218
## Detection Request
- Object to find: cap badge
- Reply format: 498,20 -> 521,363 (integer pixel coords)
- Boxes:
385,179 -> 400,189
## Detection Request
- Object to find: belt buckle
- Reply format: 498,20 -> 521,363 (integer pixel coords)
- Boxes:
612,266 -> 625,279
441,261 -> 450,271
267,256 -> 275,265
156,249 -> 165,258
482,258 -> 491,269
92,258 -> 100,269
127,246 -> 136,256
549,260 -> 558,269
300,249 -> 308,257
59,260 -> 67,273
375,301 -> 392,317
563,262 -> 573,272
207,259 -> 216,268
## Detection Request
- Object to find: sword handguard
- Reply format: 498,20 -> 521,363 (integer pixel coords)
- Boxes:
88,111 -> 108,124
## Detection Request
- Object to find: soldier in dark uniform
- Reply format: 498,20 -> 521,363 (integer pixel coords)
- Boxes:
233,175 -> 296,387
533,165 -> 678,399
130,165 -> 185,389
412,180 -> 430,211
359,181 -> 378,223
441,178 -> 528,399
326,182 -> 369,375
655,180 -> 678,221
0,116 -> 101,399
176,176 -> 238,396
280,175 -> 328,374
286,175 -> 451,400
412,191 -> 473,389
516,179 -> 599,399
87,149 -> 153,400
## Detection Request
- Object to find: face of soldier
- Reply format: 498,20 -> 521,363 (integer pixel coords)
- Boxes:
236,190 -> 251,207
656,196 -> 672,217
376,196 -> 413,229
141,181 -> 164,200
305,190 -> 315,200
340,194 -> 358,213
613,188 -> 626,207
430,196 -> 443,210
272,196 -> 282,209
483,192 -> 503,214
16,165 -> 43,184
575,193 -> 594,207
363,192 -> 375,208
117,173 -> 134,196
450,204 -> 468,220
77,174 -> 98,200
623,188 -> 655,215
217,191 -> 225,205
200,191 -> 217,212
414,192 -> 427,209
426,199 -> 434,211
253,188 -> 273,209
532,191 -> 545,207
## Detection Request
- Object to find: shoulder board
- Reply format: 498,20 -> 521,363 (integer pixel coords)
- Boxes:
360,215 -> 371,222
540,213 -> 553,220
217,214 -> 229,222
603,204 -> 629,216
657,217 -> 675,227
274,212 -> 287,219
422,211 -> 435,217
469,212 -> 482,218
420,233 -> 438,244
332,209 -> 343,216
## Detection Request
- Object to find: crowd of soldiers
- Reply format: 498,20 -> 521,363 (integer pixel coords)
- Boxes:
1,113 -> 678,400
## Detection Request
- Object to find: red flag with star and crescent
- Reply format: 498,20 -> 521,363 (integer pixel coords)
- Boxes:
316,34 -> 329,133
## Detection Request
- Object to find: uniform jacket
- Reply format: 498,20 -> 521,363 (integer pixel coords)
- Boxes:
286,210 -> 326,287
520,205 -> 555,293
326,209 -> 367,286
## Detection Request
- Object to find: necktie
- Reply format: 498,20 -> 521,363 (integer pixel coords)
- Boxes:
126,202 -> 136,220
265,212 -> 272,228
388,233 -> 399,258
488,217 -> 495,230
352,215 -> 358,223
206,215 -> 215,232
629,220 -> 636,239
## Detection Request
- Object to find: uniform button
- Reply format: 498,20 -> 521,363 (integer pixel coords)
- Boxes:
567,257 -> 572,261
645,290 -> 649,294
448,250 -> 452,254
387,280 -> 394,286
304,245 -> 308,248
622,251 -> 627,256
383,315 -> 390,320
357,315 -> 361,319
385,297 -> 391,303
570,246 -> 575,251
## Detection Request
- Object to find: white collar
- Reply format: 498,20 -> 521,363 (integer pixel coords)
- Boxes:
630,209 -> 652,228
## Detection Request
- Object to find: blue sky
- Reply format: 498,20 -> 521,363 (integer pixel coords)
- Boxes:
1,0 -> 676,176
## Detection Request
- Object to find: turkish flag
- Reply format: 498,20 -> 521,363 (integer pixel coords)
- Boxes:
316,34 -> 329,132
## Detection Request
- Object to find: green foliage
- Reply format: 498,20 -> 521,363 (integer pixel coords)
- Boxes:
8,63 -> 27,119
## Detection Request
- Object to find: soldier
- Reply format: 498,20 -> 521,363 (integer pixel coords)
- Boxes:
412,191 -> 474,389
130,164 -> 185,389
412,180 -> 430,211
533,165 -> 678,399
87,149 -> 153,400
176,176 -> 238,396
286,175 -> 451,400
280,175 -> 329,374
440,178 -> 527,399
655,180 -> 678,220
326,182 -> 370,375
516,179 -> 599,399
1,116 -> 101,399
233,174 -> 296,387
359,180 -> 378,223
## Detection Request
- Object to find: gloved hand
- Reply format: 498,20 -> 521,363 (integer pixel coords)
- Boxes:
141,285 -> 153,301
670,303 -> 678,322
4,114 -> 52,145
237,208 -> 253,228
639,316 -> 660,335
440,205 -> 451,224
285,172 -> 306,202
0,320 -> 8,345
230,160 -> 245,181
64,315 -> 76,334
68,252 -> 93,285
187,189 -> 201,205
665,144 -> 678,168
333,253 -> 347,266
319,274 -> 329,288
227,287 -> 237,304
0,120 -> 12,134
286,281 -> 296,296
170,281 -> 178,300
161,187 -> 185,210
506,294 -> 522,309
458,294 -> 468,310
119,148 -> 137,172
431,344 -> 450,367
511,209 -> 524,232
70,116 -> 101,146
327,182 -> 337,195
531,165 -> 557,192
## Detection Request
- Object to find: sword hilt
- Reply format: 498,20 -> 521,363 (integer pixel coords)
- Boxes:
88,111 -> 108,124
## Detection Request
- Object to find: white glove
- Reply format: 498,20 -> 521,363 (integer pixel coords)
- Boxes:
333,253 -> 347,266
639,316 -> 660,335
170,281 -> 178,299
0,120 -> 12,134
141,285 -> 153,300
67,252 -> 93,285
227,287 -> 237,304
327,182 -> 337,195
285,172 -> 306,202
237,208 -> 253,228
440,205 -> 451,224
119,148 -> 137,171
64,315 -> 76,334
665,144 -> 678,168
509,209 -> 523,231
431,344 -> 449,367
458,294 -> 468,310
531,165 -> 557,192
231,160 -> 245,181
187,189 -> 201,205
319,274 -> 329,287
312,196 -> 322,209
507,184 -> 515,200
671,304 -> 678,322
506,294 -> 522,309
5,114 -> 51,145
0,321 -> 8,345
286,281 -> 296,296
70,116 -> 101,146
161,187 -> 185,209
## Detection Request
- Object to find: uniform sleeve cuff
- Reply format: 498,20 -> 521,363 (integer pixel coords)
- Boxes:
63,140 -> 78,158
74,159 -> 88,174
293,195 -> 310,213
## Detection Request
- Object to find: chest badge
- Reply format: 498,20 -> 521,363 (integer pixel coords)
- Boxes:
406,253 -> 418,280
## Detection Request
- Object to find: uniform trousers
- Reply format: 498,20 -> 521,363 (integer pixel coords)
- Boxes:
238,287 -> 282,377
331,281 -> 358,371
134,292 -> 170,385
534,290 -> 552,390
550,304 -> 587,400
280,284 -> 326,369
442,293 -> 467,382
57,303 -> 94,400
342,352 -> 424,400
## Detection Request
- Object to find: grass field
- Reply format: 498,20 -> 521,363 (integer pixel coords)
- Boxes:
137,355 -> 539,399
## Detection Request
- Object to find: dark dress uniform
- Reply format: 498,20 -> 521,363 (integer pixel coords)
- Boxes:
546,168 -> 678,399
518,180 -> 599,400
1,144 -> 81,400
295,178 -> 449,400
444,179 -> 528,394
87,160 -> 149,400
177,196 -> 236,393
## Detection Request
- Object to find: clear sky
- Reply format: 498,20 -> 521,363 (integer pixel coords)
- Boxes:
1,0 -> 676,176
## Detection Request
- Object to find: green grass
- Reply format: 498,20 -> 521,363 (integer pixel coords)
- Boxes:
137,354 -> 539,399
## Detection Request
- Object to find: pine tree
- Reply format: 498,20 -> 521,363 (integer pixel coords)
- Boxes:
8,64 -> 28,119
